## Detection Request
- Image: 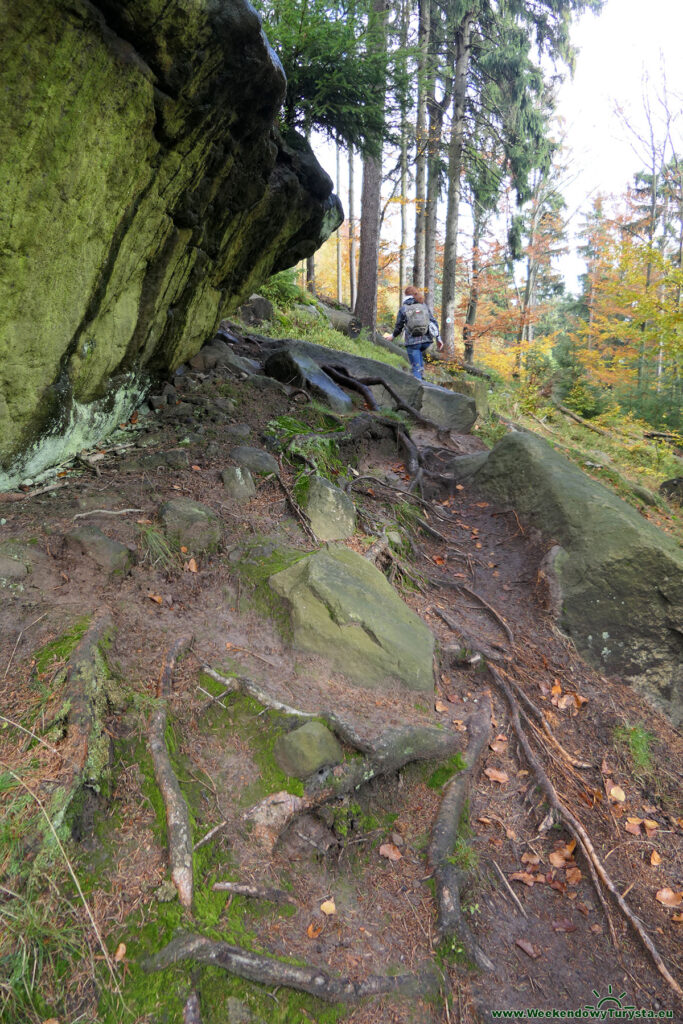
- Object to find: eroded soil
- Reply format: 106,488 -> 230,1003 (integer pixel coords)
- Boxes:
0,331 -> 681,1024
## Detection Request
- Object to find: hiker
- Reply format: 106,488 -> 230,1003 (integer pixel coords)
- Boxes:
388,286 -> 443,380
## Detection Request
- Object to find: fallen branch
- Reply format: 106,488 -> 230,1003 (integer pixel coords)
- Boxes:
142,933 -> 438,1003
72,507 -> 143,521
428,697 -> 495,971
551,402 -> 611,437
149,636 -> 194,907
211,881 -> 298,906
488,665 -> 682,1000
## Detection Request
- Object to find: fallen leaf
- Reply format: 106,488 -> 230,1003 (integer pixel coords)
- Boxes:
307,921 -> 323,938
521,852 -> 541,867
191,464 -> 201,472
185,557 -> 198,573
379,843 -> 402,862
433,555 -> 445,566
489,735 -> 508,754
573,693 -> 589,709
655,887 -> 683,908
609,784 -> 626,803
673,913 -> 683,924
509,871 -> 536,887
551,918 -> 577,933
478,817 -> 493,826
114,942 -> 126,962
180,546 -> 188,554
455,484 -> 464,491
565,867 -> 582,885
624,820 -> 643,836
434,700 -> 449,713
484,767 -> 509,785
515,938 -> 539,959
320,899 -> 336,916
148,593 -> 163,605
650,851 -> 662,866
590,924 -> 603,934
136,518 -> 153,524
548,840 -> 576,868
452,719 -> 467,732
643,819 -> 659,836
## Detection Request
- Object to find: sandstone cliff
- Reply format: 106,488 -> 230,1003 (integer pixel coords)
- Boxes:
0,0 -> 342,487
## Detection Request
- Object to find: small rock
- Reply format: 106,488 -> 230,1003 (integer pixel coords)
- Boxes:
221,466 -> 257,502
231,445 -> 278,477
64,526 -> 136,576
303,475 -> 356,541
224,423 -> 252,441
237,293 -> 274,325
0,554 -> 29,579
159,499 -> 221,553
164,449 -> 190,470
273,721 -> 343,779
148,394 -> 167,410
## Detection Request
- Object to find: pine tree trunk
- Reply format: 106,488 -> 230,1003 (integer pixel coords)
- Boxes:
336,143 -> 343,303
355,154 -> 383,333
440,13 -> 473,357
463,210 -> 482,365
424,0 -> 451,307
353,0 -> 389,333
398,0 -> 409,301
412,0 -> 430,288
348,148 -> 357,310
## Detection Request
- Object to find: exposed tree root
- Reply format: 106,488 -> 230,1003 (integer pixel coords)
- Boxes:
183,990 -> 203,1024
434,607 -> 507,664
142,933 -> 439,1003
355,374 -> 447,434
428,697 -> 495,971
321,363 -> 379,409
495,666 -> 592,770
211,881 -> 298,906
488,665 -> 683,1000
427,576 -> 513,646
149,636 -> 194,908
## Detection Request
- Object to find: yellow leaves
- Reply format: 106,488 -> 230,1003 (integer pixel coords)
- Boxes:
607,783 -> 626,804
114,942 -> 126,962
320,899 -> 336,916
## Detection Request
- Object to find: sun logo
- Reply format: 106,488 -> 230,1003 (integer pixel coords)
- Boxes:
585,985 -> 635,1013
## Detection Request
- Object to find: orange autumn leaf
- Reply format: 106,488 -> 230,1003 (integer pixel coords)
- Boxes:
307,921 -> 323,938
379,842 -> 402,862
509,871 -> 536,887
655,887 -> 683,908
484,767 -> 509,785
147,593 -> 163,605
650,850 -> 662,866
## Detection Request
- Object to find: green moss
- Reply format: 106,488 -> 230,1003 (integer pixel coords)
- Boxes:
34,616 -> 91,675
426,753 -> 467,789
233,537 -> 310,632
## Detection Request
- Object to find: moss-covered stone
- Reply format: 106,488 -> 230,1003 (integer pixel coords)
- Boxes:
269,547 -> 435,693
0,0 -> 342,487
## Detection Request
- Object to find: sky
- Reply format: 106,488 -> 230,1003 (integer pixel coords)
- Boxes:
555,0 -> 683,289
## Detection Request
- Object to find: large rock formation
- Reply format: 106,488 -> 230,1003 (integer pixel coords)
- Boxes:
439,432 -> 683,726
0,0 -> 342,487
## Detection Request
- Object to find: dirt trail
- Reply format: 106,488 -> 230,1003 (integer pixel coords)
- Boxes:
0,335 -> 681,1024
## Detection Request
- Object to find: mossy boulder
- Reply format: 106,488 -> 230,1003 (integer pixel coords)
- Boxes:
0,0 -> 342,488
268,547 -> 435,694
443,432 -> 683,725
273,721 -> 343,778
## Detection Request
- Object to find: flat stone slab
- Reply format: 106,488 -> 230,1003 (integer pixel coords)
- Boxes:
304,475 -> 356,541
269,546 -> 434,693
159,498 -> 221,553
264,349 -> 354,414
442,431 -> 683,725
64,526 -> 136,576
273,721 -> 343,778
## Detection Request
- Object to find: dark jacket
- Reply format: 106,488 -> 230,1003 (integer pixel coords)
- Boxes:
392,296 -> 440,346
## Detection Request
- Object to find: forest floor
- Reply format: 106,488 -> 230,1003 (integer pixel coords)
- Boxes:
0,323 -> 681,1024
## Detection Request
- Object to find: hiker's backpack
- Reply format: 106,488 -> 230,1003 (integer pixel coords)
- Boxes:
404,302 -> 430,336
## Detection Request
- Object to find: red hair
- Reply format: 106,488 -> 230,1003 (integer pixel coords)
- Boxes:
405,285 -> 425,303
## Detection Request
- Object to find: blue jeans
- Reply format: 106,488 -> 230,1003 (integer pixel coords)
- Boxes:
406,341 -> 431,380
